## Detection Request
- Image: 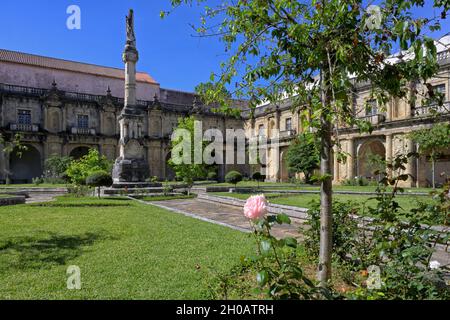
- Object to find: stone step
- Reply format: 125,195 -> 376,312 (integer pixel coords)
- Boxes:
104,187 -> 166,195
111,182 -> 162,188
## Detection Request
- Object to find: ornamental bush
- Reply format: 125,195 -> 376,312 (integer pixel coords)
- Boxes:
225,171 -> 242,187
66,149 -> 112,185
207,171 -> 218,181
303,154 -> 450,300
86,171 -> 113,198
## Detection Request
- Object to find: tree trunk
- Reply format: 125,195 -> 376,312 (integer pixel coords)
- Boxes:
432,157 -> 436,189
98,187 -> 101,199
317,70 -> 333,287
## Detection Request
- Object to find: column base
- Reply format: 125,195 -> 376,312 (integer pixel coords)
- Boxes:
112,157 -> 150,183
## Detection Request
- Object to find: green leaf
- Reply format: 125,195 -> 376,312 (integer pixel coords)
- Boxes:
276,213 -> 291,225
282,237 -> 298,248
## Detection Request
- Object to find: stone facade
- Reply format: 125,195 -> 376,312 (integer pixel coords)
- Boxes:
0,49 -> 247,183
1,35 -> 449,187
243,35 -> 450,187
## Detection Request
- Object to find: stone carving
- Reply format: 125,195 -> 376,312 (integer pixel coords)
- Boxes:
124,140 -> 143,159
112,9 -> 150,185
126,9 -> 136,47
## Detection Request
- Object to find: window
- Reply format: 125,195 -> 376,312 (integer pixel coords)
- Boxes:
365,99 -> 378,116
77,115 -> 89,129
285,118 -> 292,131
17,109 -> 31,125
433,84 -> 446,96
258,124 -> 265,136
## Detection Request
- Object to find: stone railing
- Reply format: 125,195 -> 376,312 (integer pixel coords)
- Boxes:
0,83 -> 150,106
413,102 -> 450,117
9,123 -> 39,132
279,129 -> 297,139
357,113 -> 386,125
71,127 -> 96,135
437,49 -> 450,62
0,83 -> 47,96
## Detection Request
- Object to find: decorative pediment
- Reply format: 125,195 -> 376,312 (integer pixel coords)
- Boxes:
43,80 -> 63,107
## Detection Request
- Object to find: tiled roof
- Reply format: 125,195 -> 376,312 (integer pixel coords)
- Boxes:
0,49 -> 157,84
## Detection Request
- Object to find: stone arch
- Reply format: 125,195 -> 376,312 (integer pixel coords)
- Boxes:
357,139 -> 386,179
9,144 -> 42,183
69,146 -> 91,160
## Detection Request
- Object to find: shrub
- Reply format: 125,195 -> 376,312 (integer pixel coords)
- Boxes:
67,184 -> 91,197
303,200 -> 360,264
66,149 -> 112,185
252,172 -> 262,181
303,154 -> 450,299
44,155 -> 72,182
86,171 -> 113,198
207,171 -> 218,181
225,171 -> 242,187
32,176 -> 44,186
342,176 -> 371,186
212,194 -> 334,300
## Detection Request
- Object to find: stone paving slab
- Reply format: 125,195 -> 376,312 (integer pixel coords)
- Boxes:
146,198 -> 302,239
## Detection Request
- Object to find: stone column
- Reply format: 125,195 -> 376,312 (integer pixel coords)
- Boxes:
405,138 -> 416,187
333,146 -> 339,183
385,133 -> 393,178
347,138 -> 355,179
385,134 -> 393,162
386,99 -> 392,121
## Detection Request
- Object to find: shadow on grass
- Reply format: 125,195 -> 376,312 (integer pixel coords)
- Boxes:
0,231 -> 117,270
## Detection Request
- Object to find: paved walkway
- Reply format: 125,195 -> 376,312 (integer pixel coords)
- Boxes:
25,192 -> 60,204
146,198 -> 303,239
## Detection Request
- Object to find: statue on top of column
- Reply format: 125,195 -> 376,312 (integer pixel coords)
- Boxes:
126,9 -> 136,48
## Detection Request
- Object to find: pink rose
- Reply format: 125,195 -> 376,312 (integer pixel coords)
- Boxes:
244,194 -> 268,220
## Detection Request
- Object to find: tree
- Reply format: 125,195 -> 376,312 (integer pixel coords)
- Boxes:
168,116 -> 209,195
252,171 -> 263,189
66,149 -> 112,185
225,170 -> 243,188
0,133 -> 27,184
44,155 -> 73,182
410,123 -> 450,188
86,171 -> 113,198
286,133 -> 320,184
165,0 -> 448,286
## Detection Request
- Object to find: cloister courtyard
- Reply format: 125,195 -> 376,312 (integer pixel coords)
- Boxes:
0,180 -> 448,299
1,0 -> 450,303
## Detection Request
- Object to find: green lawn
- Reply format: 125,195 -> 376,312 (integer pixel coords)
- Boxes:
0,196 -> 254,299
211,192 -> 432,212
210,182 -> 433,193
0,184 -> 67,189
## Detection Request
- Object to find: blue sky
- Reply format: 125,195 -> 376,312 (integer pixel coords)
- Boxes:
0,1 -> 448,92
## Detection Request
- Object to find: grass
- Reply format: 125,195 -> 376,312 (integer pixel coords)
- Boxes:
210,181 -> 433,193
0,194 -> 16,198
0,184 -> 67,189
0,196 -> 255,299
211,192 -> 433,212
